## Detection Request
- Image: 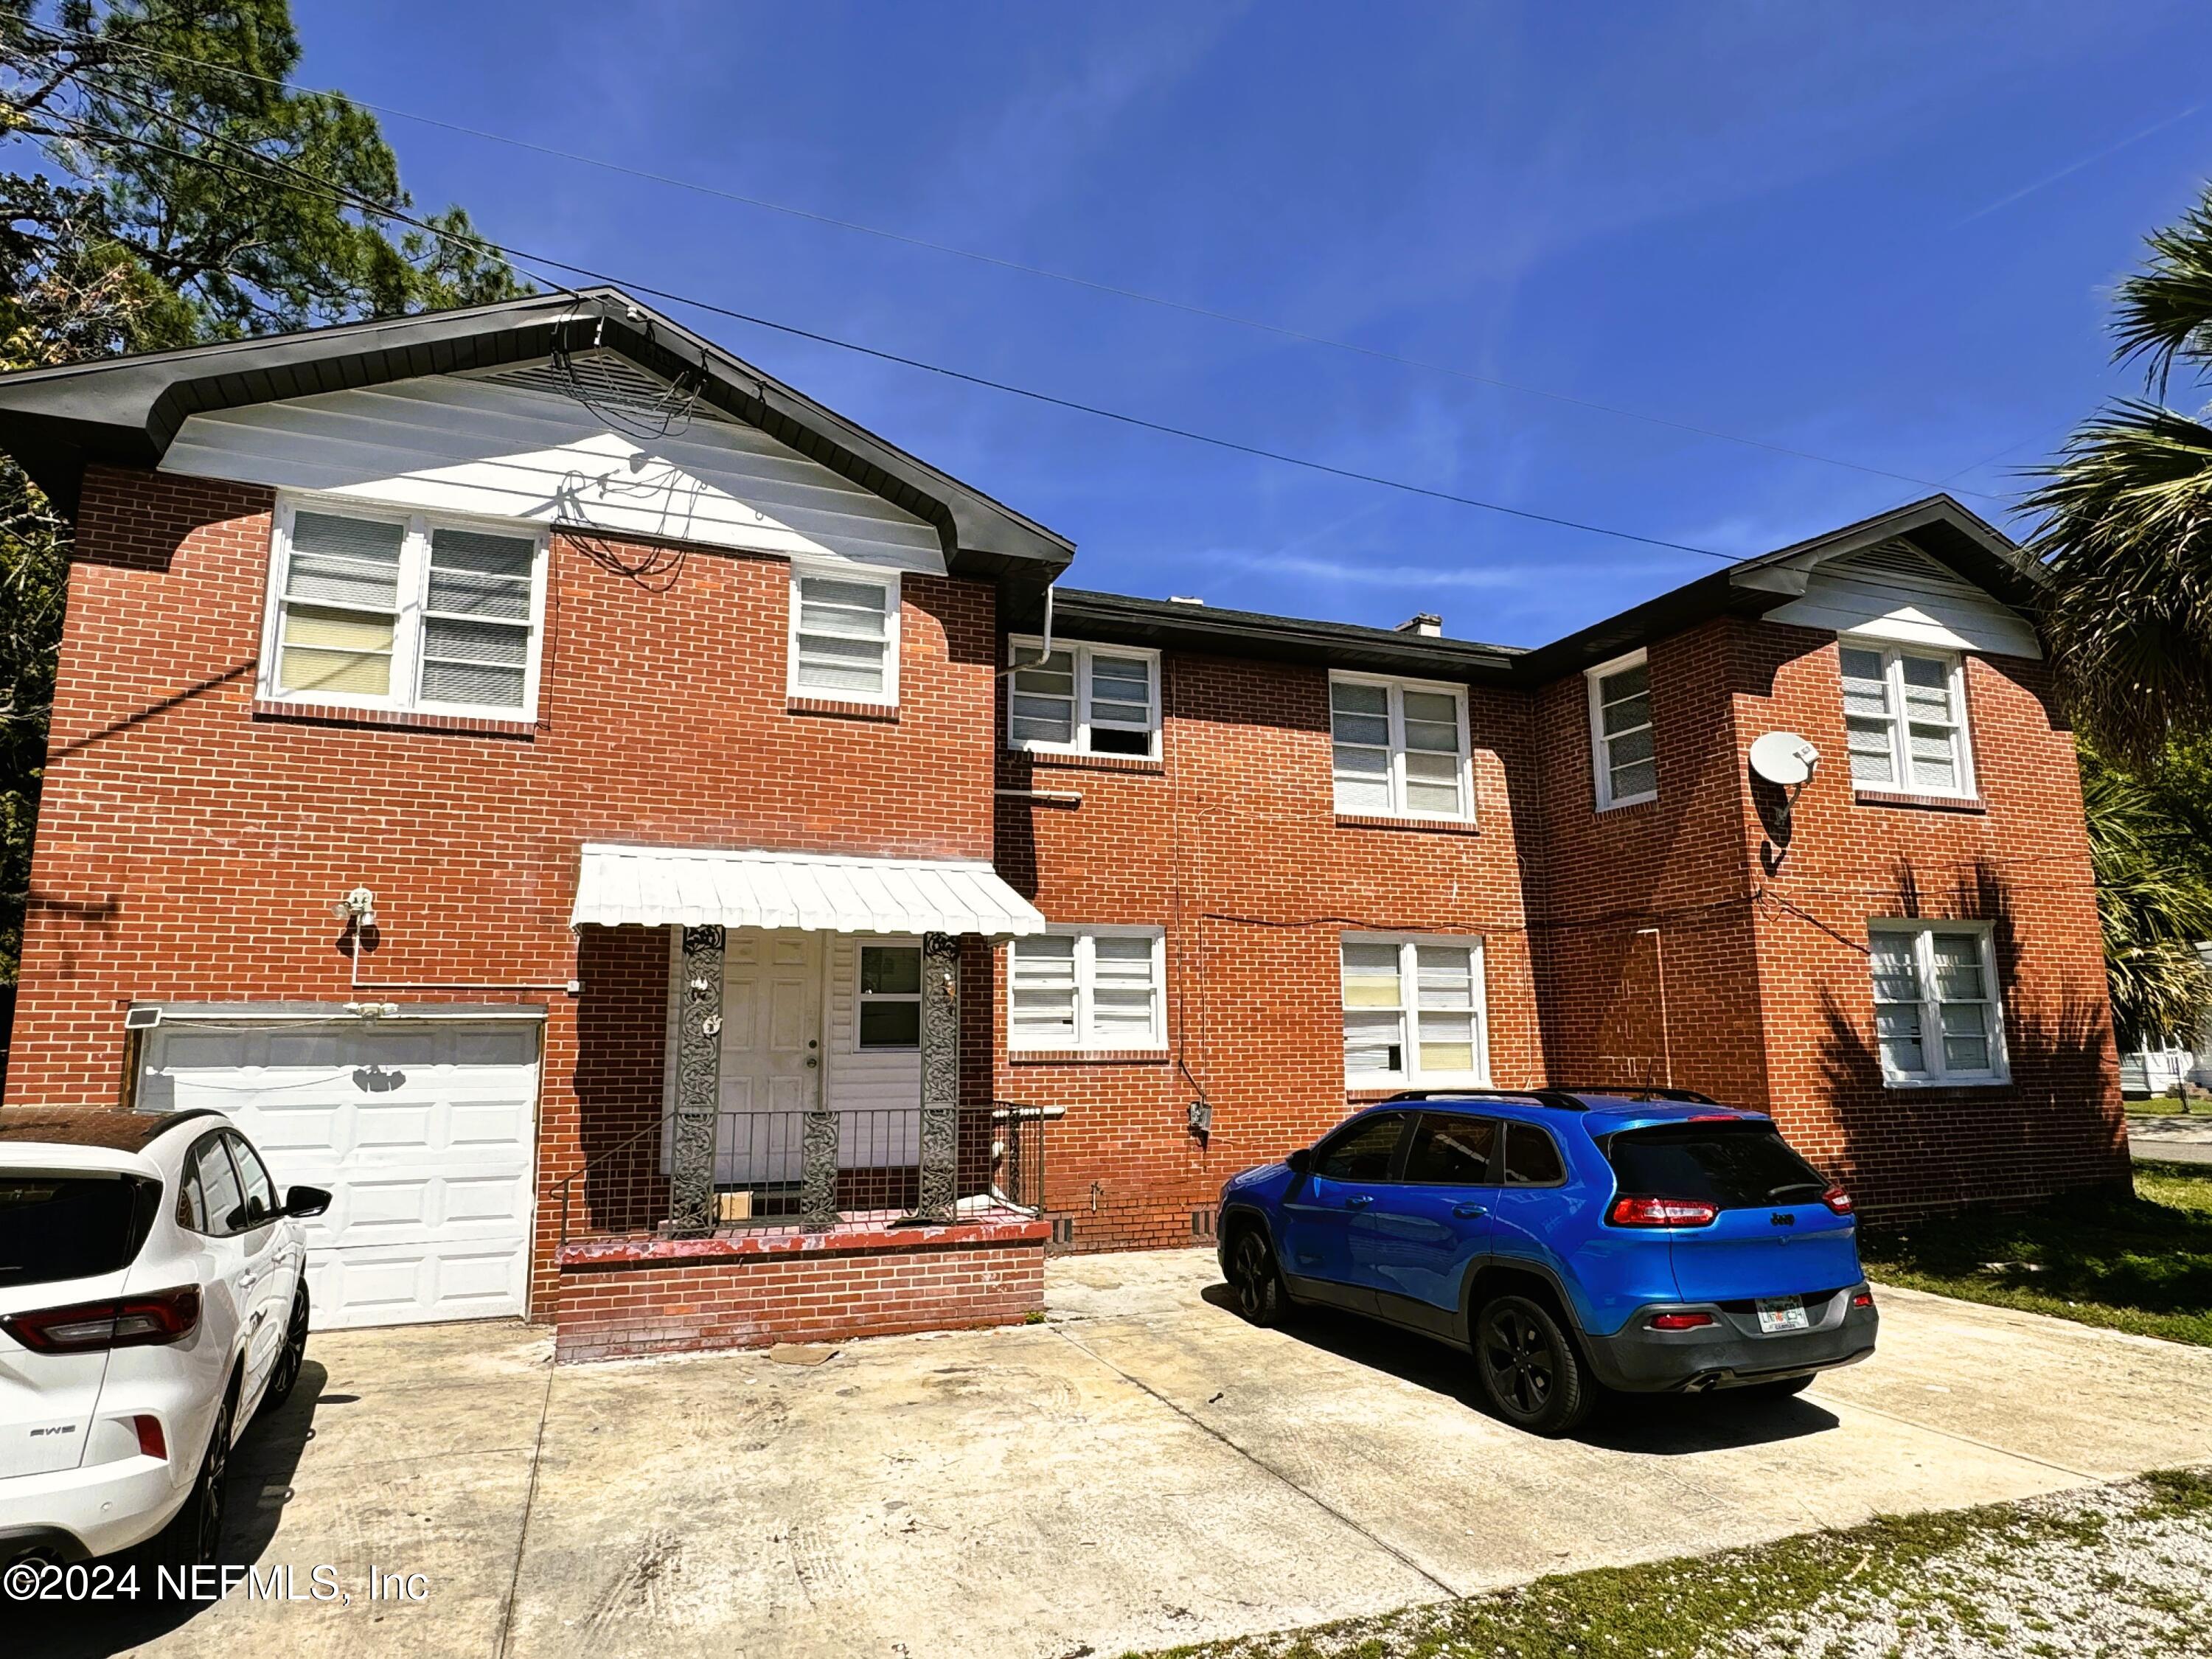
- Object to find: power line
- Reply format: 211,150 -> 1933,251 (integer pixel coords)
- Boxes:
7,15 -> 2009,502
23,97 -> 1750,564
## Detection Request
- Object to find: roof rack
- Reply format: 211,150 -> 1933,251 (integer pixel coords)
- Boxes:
1551,1086 -> 1719,1106
1382,1085 -> 1722,1112
1381,1088 -> 1593,1113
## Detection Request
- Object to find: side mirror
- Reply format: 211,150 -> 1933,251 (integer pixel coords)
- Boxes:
1286,1147 -> 1312,1176
285,1185 -> 333,1220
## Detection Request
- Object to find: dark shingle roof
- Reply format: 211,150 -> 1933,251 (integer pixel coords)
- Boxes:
1043,496 -> 2040,686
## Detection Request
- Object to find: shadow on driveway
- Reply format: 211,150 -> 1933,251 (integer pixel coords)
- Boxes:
11,1361 -> 332,1659
1197,1281 -> 1841,1453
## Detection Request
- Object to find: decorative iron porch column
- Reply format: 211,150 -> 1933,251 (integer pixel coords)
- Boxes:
916,931 -> 961,1223
800,1105 -> 839,1232
669,925 -> 725,1234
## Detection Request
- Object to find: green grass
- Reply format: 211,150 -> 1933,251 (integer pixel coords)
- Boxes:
1858,1161 -> 2212,1347
2125,1096 -> 2212,1116
1124,1470 -> 2212,1659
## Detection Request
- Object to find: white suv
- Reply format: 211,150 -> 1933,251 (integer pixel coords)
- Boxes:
0,1107 -> 322,1565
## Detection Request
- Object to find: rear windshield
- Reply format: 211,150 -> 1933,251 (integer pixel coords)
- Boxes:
0,1175 -> 160,1290
1604,1124 -> 1829,1210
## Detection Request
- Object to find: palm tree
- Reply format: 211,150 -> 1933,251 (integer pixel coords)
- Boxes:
2079,745 -> 2212,1045
2027,187 -> 2212,762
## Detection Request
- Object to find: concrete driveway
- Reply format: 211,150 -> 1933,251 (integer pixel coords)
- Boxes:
27,1248 -> 2212,1659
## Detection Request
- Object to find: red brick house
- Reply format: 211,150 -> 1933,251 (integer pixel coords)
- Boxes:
0,290 -> 2126,1357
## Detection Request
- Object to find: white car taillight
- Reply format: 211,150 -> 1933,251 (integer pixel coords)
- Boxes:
0,1286 -> 202,1354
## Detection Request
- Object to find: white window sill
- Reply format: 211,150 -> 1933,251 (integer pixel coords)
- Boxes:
1880,1074 -> 2011,1090
1596,792 -> 1658,813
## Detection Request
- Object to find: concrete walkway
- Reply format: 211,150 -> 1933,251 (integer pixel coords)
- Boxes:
33,1249 -> 2212,1659
2131,1113 -> 2212,1166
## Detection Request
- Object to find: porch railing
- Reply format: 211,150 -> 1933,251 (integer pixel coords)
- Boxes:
557,1103 -> 1048,1247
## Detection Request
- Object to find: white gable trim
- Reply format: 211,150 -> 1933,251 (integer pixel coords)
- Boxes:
161,359 -> 945,575
1766,539 -> 2040,659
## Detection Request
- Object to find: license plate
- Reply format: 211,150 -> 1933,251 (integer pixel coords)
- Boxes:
1756,1298 -> 1809,1334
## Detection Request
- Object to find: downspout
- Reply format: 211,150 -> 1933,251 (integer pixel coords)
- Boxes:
998,583 -> 1057,676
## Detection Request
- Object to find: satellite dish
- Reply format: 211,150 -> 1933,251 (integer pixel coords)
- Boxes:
1749,731 -> 1820,788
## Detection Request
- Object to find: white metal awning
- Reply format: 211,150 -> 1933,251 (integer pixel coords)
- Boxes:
569,844 -> 1048,936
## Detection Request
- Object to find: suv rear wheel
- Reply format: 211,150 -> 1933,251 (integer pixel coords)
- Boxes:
154,1391 -> 232,1568
1473,1293 -> 1593,1436
260,1276 -> 310,1417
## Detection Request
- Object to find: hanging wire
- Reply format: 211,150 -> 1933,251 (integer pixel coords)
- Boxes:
544,313 -> 705,441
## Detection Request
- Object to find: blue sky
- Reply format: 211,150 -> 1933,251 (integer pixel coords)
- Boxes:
299,1 -> 2212,647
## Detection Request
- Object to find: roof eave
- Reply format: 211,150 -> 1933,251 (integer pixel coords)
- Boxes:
1521,495 -> 2043,681
1051,588 -> 1526,681
0,288 -> 1075,577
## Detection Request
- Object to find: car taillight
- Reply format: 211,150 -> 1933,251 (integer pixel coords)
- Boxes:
1822,1186 -> 1854,1216
0,1287 -> 201,1354
1607,1195 -> 1720,1228
1851,1289 -> 1874,1310
1649,1312 -> 1715,1330
132,1414 -> 167,1461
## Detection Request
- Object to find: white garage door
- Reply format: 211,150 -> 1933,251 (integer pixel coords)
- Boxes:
136,1018 -> 541,1330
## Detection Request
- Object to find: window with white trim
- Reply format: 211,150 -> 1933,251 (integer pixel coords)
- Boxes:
857,944 -> 922,1050
1340,934 -> 1489,1087
1840,642 -> 1973,796
1587,650 -> 1656,809
1006,639 -> 1160,758
261,500 -> 547,716
1868,922 -> 2007,1085
1329,674 -> 1472,820
789,566 -> 900,704
1008,928 -> 1165,1051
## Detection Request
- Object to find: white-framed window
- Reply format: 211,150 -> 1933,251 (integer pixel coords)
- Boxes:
1587,650 -> 1656,810
1008,927 -> 1166,1051
788,565 -> 900,705
1867,921 -> 2008,1086
1340,934 -> 1489,1088
259,497 -> 549,717
1328,672 -> 1473,820
1006,639 -> 1161,758
1840,641 -> 1974,797
857,942 -> 922,1051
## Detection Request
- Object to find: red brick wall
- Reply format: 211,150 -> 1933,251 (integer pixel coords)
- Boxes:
529,925 -> 671,1315
992,650 -> 1545,1251
9,465 -> 1001,1312
1725,624 -> 2126,1213
552,1222 -> 1047,1361
1523,616 -> 2123,1215
1524,620 -> 1772,1110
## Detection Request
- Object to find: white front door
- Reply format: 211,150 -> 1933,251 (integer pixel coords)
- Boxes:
137,1018 -> 542,1330
719,931 -> 822,1183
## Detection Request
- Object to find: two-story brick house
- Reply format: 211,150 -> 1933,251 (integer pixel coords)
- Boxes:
0,289 -> 2125,1357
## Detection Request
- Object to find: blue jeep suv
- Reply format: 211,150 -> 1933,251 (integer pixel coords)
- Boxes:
1214,1090 -> 1878,1435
